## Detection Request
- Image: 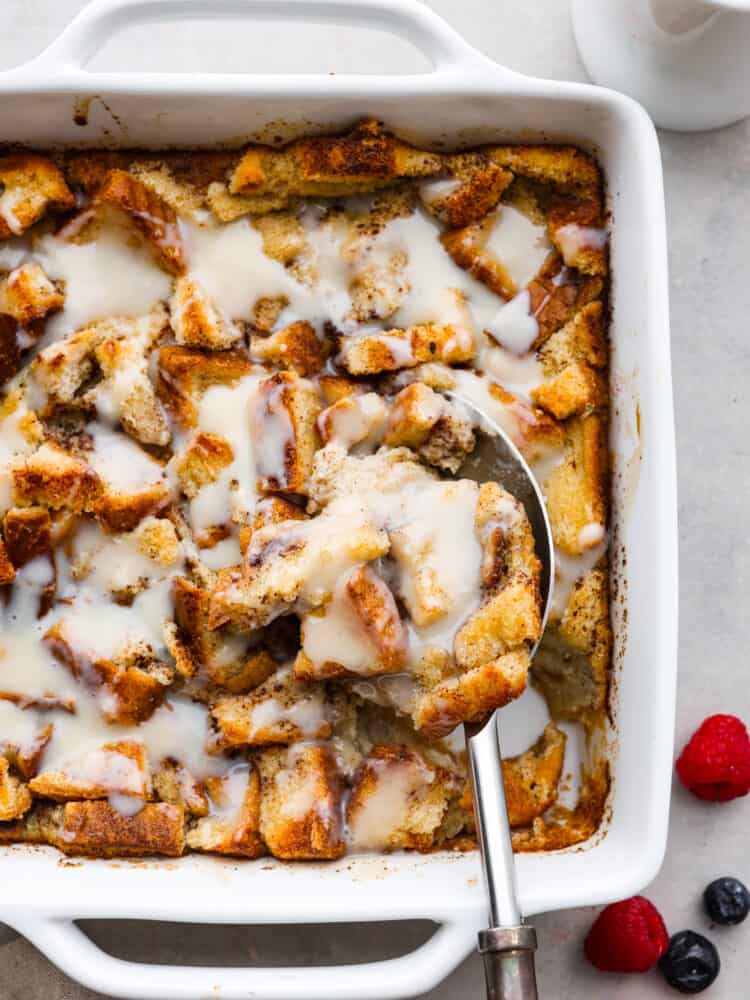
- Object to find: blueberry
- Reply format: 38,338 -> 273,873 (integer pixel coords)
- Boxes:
658,930 -> 720,994
703,877 -> 750,925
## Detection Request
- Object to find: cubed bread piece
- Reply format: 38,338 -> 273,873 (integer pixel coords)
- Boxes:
48,800 -> 185,858
294,564 -> 407,679
347,235 -> 410,324
419,155 -> 513,228
254,371 -> 321,494
124,164 -> 207,222
208,494 -> 388,631
251,295 -> 289,333
307,440 -> 434,511
173,432 -> 234,499
0,724 -> 53,781
495,723 -> 566,827
93,309 -> 172,446
531,360 -> 607,421
531,301 -> 608,420
94,169 -> 186,275
386,477 -> 480,628
346,744 -> 460,851
526,266 -> 603,349
250,495 -> 308,534
28,741 -> 150,804
485,145 -> 600,191
81,428 -> 172,533
3,505 -> 52,567
454,579 -> 541,670
0,262 -> 64,323
253,211 -> 307,264
186,765 -> 265,858
0,314 -> 19,383
317,392 -> 387,449
383,382 -> 445,448
134,515 -> 182,565
0,390 -> 44,447
384,382 -> 475,474
44,624 -> 173,725
414,650 -> 530,738
547,197 -> 607,277
12,442 -> 101,512
90,481 -> 172,535
317,374 -> 363,405
0,758 -> 32,821
538,300 -> 607,372
229,120 -> 443,208
31,325 -> 101,403
153,758 -> 209,816
250,321 -> 323,376
69,515 -> 181,603
542,413 -> 608,556
440,208 -> 552,300
170,276 -> 241,349
157,345 -> 253,428
257,744 -> 344,859
448,373 -> 565,462
339,322 -> 475,376
0,537 -> 15,584
532,566 -> 610,718
210,668 -> 333,748
206,182 -> 292,222
0,154 -> 74,238
164,576 -> 275,694
453,481 -> 541,668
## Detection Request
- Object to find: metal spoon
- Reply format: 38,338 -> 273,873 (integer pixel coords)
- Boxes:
452,394 -> 555,1000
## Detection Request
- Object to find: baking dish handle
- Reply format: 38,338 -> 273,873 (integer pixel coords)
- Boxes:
18,0 -> 521,82
9,913 -> 478,1000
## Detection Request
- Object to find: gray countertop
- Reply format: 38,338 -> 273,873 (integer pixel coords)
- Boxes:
2,1 -> 749,997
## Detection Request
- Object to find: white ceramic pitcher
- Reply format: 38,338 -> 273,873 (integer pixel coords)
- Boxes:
571,0 -> 750,130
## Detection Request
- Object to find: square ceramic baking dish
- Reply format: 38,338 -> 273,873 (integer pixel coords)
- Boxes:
0,1 -> 677,997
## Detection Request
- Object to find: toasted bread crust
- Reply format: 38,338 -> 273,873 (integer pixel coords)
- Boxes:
95,169 -> 186,275
0,154 -> 74,238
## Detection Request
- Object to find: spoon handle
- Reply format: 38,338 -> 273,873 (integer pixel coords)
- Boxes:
479,926 -> 539,1000
466,714 -> 539,999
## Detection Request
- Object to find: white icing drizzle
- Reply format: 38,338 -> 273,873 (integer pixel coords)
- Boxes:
485,289 -> 539,355
554,224 -> 607,264
449,368 -> 530,444
87,423 -> 168,494
184,373 -> 263,532
477,338 -> 544,402
36,224 -> 172,342
377,207 -> 499,331
183,219 -> 290,322
347,755 -> 435,850
484,206 -> 552,290
302,570 -> 380,674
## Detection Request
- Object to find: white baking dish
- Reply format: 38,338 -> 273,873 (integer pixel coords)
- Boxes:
0,1 -> 678,997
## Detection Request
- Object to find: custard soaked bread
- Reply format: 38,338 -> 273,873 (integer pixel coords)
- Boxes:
0,122 -> 610,859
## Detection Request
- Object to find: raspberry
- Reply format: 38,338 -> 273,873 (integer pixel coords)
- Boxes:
584,896 -> 669,972
676,714 -> 750,802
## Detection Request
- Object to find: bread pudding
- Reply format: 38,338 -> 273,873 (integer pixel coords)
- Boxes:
0,121 -> 610,860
